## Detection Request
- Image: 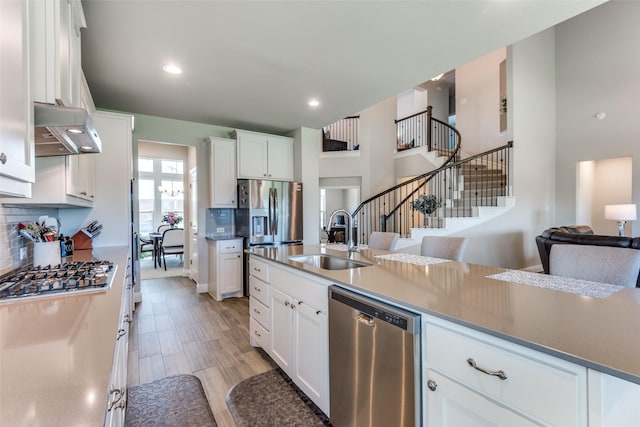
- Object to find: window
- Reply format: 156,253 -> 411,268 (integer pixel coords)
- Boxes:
138,157 -> 184,233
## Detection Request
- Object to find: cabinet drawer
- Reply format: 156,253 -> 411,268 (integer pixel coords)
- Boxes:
270,264 -> 329,312
218,239 -> 242,253
250,317 -> 269,350
249,276 -> 270,306
425,319 -> 586,426
249,257 -> 269,282
250,296 -> 270,330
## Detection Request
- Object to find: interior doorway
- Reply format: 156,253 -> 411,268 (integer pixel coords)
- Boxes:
137,141 -> 188,279
576,156 -> 632,236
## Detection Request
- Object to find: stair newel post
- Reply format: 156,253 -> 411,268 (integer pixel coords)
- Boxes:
426,106 -> 433,152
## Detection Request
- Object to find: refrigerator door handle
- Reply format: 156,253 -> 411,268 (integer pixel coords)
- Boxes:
273,188 -> 278,236
268,187 -> 276,237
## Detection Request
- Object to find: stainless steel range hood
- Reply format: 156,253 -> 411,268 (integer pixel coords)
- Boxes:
34,102 -> 102,156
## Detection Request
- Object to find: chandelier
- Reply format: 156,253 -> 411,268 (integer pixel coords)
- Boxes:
158,160 -> 183,197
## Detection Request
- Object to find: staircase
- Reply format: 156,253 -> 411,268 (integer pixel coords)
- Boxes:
353,117 -> 514,248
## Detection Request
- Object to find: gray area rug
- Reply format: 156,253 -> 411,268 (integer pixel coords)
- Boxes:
125,374 -> 217,426
226,368 -> 331,427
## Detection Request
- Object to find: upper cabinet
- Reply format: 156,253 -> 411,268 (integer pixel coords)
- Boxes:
209,137 -> 237,208
233,130 -> 293,181
31,0 -> 86,107
0,0 -> 35,198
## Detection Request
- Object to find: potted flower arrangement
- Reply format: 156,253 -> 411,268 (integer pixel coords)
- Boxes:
410,194 -> 441,227
162,211 -> 183,227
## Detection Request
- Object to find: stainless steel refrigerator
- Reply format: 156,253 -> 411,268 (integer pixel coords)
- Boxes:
236,179 -> 303,293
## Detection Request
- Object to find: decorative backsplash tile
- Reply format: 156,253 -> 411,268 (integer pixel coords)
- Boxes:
0,205 -> 59,276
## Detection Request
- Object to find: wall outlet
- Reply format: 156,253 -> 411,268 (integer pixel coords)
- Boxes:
216,227 -> 225,233
20,247 -> 27,260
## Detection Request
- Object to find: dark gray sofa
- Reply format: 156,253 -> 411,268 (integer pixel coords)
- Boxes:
535,225 -> 640,287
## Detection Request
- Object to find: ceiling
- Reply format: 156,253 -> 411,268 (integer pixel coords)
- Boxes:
80,0 -> 606,135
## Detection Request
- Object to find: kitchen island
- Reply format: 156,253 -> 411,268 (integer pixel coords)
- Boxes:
248,244 -> 640,425
0,246 -> 130,426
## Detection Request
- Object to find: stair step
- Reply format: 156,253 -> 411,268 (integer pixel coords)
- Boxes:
460,180 -> 506,189
450,199 -> 499,208
459,168 -> 503,175
458,189 -> 507,198
441,207 -> 474,217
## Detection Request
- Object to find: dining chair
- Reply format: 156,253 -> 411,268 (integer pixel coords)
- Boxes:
157,224 -> 172,234
420,235 -> 468,261
139,235 -> 154,257
549,244 -> 640,287
160,228 -> 185,270
368,232 -> 399,251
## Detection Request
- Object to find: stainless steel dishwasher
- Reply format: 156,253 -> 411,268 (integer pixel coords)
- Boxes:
329,286 -> 421,427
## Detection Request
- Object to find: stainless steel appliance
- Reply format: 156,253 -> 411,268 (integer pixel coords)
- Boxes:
0,261 -> 115,302
329,286 -> 421,427
34,102 -> 102,156
235,179 -> 303,293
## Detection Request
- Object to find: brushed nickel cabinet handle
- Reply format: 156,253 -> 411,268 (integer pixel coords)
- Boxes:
0,153 -> 6,164
467,358 -> 508,380
427,379 -> 438,391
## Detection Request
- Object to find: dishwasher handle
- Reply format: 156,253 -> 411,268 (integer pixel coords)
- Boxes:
330,286 -> 419,333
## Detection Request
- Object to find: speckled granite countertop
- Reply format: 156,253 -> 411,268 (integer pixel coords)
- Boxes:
0,246 -> 129,426
249,244 -> 640,385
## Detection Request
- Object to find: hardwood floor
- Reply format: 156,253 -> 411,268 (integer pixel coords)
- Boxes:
128,276 -> 276,426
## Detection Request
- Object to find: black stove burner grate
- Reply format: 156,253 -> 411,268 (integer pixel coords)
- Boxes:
0,261 -> 114,301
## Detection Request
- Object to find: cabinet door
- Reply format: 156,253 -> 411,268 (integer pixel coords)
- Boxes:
270,287 -> 294,372
219,252 -> 242,295
267,136 -> 293,181
210,137 -> 237,207
426,370 -> 539,427
588,370 -> 640,427
66,154 -> 95,201
237,132 -> 268,178
294,302 -> 329,414
0,0 -> 34,197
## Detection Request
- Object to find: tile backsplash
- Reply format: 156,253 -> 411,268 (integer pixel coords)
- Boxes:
0,205 -> 59,275
206,208 -> 235,237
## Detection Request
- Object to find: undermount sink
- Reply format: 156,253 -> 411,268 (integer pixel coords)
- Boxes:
287,254 -> 372,270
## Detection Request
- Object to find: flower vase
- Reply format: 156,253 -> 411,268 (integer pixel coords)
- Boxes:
423,215 -> 432,228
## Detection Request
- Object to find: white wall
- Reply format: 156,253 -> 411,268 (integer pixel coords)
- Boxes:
457,29 -> 557,268
293,126 -> 321,245
456,48 -> 509,155
555,1 -> 640,236
590,157 -> 633,235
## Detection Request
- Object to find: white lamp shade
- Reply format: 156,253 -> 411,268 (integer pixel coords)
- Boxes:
604,204 -> 637,221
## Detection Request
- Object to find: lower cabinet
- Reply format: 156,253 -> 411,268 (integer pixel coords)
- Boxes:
423,315 -> 588,426
207,239 -> 243,301
250,256 -> 330,415
426,370 -> 539,426
588,370 -> 640,426
104,265 -> 132,427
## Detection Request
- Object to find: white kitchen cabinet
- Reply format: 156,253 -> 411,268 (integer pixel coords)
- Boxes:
233,129 -> 293,181
208,137 -> 237,208
0,0 -> 35,198
423,314 -> 588,426
31,0 -> 86,107
249,258 -> 270,349
207,238 -> 243,301
0,155 -> 94,207
588,370 -> 640,426
66,153 -> 96,201
267,261 -> 330,414
270,286 -> 294,371
104,256 -> 132,427
426,370 -> 539,427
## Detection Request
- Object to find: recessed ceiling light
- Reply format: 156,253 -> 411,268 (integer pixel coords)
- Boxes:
163,64 -> 183,75
308,99 -> 320,107
66,128 -> 84,134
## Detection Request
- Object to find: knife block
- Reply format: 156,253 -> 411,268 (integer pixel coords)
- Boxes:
71,230 -> 93,250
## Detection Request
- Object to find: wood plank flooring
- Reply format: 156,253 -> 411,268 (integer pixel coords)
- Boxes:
128,276 -> 276,426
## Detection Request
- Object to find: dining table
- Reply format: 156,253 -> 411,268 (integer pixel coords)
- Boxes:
148,232 -> 163,268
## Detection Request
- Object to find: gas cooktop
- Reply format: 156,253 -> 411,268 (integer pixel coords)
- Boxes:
0,260 -> 115,302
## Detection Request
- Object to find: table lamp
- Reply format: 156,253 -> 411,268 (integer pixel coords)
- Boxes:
604,204 -> 637,236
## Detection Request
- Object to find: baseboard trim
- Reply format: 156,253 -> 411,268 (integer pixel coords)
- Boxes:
196,282 -> 208,293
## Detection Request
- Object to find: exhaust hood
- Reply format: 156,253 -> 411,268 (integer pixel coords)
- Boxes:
34,102 -> 102,156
